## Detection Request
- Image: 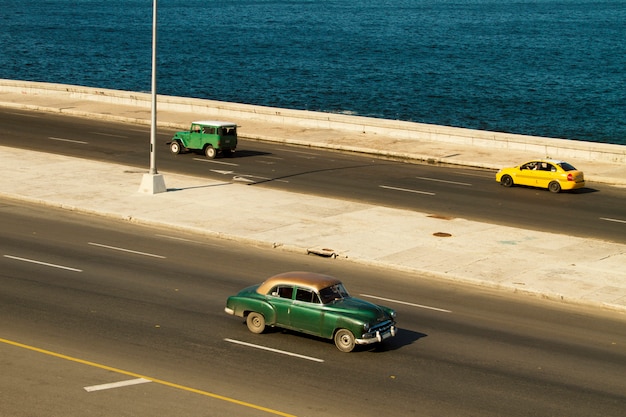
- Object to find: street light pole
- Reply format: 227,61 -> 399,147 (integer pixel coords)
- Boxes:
139,0 -> 166,194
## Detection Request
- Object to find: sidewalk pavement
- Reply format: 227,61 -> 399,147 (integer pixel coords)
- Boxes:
1,91 -> 625,313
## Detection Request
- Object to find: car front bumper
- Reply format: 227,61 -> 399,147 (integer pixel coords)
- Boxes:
355,325 -> 397,345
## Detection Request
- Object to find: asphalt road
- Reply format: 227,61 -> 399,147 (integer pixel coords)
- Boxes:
1,109 -> 625,243
1,200 -> 625,417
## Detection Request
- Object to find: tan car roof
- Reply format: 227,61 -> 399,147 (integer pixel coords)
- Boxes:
256,271 -> 342,294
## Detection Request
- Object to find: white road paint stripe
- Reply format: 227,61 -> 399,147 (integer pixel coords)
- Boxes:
279,148 -> 319,156
8,112 -> 39,118
600,217 -> 626,224
3,255 -> 82,272
154,234 -> 221,248
90,132 -> 127,138
416,176 -> 472,186
224,338 -> 324,362
84,378 -> 151,392
379,185 -> 436,196
88,242 -> 166,258
360,294 -> 452,313
193,158 -> 239,166
48,137 -> 88,144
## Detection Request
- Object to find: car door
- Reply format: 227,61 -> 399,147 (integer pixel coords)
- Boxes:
188,124 -> 203,149
516,161 -> 540,186
268,285 -> 294,326
289,287 -> 324,336
535,162 -> 556,188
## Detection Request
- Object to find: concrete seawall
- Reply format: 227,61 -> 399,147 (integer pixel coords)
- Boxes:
1,79 -> 625,164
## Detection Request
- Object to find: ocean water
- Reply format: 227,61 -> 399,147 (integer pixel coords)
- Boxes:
1,0 -> 625,144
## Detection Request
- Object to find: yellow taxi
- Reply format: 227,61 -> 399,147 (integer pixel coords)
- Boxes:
496,159 -> 585,193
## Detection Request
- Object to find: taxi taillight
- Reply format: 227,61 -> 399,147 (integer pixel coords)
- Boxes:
567,173 -> 574,181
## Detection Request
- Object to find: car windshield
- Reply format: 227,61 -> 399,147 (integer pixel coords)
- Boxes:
319,283 -> 350,304
557,162 -> 577,171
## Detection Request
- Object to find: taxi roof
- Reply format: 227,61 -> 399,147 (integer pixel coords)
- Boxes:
191,120 -> 237,127
256,271 -> 342,294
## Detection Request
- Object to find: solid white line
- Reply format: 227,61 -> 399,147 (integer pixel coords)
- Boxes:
154,234 -> 221,248
416,176 -> 472,186
360,294 -> 452,313
224,338 -> 324,362
90,132 -> 127,138
279,148 -> 319,156
379,185 -> 435,196
48,136 -> 88,144
600,217 -> 626,224
88,242 -> 166,258
193,158 -> 239,166
3,255 -> 82,272
84,378 -> 151,392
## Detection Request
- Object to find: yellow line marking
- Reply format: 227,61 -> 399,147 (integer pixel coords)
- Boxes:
0,337 -> 296,417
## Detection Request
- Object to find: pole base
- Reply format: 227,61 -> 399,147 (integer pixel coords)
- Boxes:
138,173 -> 167,194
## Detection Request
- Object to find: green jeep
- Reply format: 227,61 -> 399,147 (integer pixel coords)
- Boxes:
168,121 -> 237,159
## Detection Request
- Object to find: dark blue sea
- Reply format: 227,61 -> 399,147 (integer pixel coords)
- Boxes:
1,0 -> 625,144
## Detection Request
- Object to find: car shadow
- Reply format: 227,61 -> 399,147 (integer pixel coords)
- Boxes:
270,327 -> 427,353
229,149 -> 272,158
357,328 -> 427,353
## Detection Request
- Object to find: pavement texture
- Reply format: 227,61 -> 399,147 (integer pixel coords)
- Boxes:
1,90 -> 625,314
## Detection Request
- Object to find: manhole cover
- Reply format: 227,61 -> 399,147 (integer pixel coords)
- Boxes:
433,232 -> 452,237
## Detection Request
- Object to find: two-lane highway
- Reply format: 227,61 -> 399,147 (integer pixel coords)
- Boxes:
1,200 -> 625,416
1,109 -> 625,243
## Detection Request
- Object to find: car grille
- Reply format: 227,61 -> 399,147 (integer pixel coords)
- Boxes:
369,320 -> 394,335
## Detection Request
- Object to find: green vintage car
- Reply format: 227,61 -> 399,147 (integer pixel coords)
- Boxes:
168,120 -> 237,159
225,271 -> 397,352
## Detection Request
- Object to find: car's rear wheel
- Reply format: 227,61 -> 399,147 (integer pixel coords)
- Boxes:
548,181 -> 561,193
246,312 -> 266,334
500,175 -> 514,187
205,145 -> 216,159
334,329 -> 356,352
170,141 -> 181,154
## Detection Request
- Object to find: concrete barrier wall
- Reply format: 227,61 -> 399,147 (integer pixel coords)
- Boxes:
2,79 -> 624,163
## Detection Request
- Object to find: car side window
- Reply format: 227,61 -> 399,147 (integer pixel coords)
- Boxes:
295,288 -> 320,304
270,285 -> 294,299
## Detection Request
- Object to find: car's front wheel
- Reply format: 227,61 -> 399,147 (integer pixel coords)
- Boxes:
334,329 -> 356,352
548,181 -> 561,193
246,312 -> 266,334
170,141 -> 181,154
205,145 -> 216,159
500,175 -> 514,187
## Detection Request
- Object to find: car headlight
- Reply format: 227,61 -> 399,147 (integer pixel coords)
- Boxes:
390,311 -> 397,319
363,323 -> 370,331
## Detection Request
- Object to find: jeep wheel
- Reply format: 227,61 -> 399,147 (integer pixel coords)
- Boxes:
170,141 -> 181,155
205,145 -> 216,159
246,312 -> 266,334
334,329 -> 356,352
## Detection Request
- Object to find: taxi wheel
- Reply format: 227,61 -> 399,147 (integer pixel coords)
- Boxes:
500,175 -> 513,187
205,145 -> 216,159
548,181 -> 561,193
334,329 -> 356,352
246,312 -> 266,334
